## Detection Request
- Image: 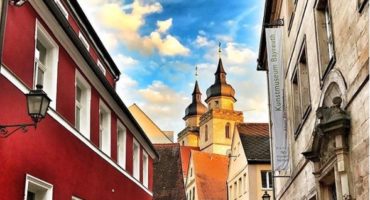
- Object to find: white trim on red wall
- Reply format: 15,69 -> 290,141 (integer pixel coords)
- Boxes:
0,66 -> 153,196
99,99 -> 111,156
34,20 -> 59,109
24,174 -> 53,200
133,138 -> 140,180
117,121 -> 127,169
75,70 -> 91,139
29,0 -> 156,159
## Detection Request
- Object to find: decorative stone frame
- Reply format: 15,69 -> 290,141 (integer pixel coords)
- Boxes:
302,69 -> 353,199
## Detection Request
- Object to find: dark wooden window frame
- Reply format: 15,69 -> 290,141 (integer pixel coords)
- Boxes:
314,0 -> 336,84
291,37 -> 312,139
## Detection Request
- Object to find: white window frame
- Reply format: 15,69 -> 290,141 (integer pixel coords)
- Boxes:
75,71 -> 91,139
142,151 -> 149,187
99,100 -> 111,156
55,0 -> 69,19
34,20 -> 59,109
71,196 -> 83,200
97,59 -> 106,75
117,121 -> 127,169
24,174 -> 53,200
133,138 -> 140,180
261,171 -> 273,189
78,32 -> 90,50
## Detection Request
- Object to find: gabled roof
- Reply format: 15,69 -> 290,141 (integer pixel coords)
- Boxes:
129,104 -> 173,144
237,123 -> 271,164
180,146 -> 200,179
153,143 -> 186,200
192,151 -> 228,200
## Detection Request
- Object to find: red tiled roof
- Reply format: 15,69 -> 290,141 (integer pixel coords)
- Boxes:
192,151 -> 229,200
180,146 -> 200,178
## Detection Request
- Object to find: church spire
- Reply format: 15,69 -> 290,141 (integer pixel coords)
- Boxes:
205,44 -> 236,103
215,57 -> 227,84
184,80 -> 207,120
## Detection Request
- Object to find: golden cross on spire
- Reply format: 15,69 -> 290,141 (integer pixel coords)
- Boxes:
195,65 -> 198,80
218,41 -> 222,58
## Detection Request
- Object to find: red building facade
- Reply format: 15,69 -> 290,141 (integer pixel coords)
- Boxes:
0,0 -> 157,199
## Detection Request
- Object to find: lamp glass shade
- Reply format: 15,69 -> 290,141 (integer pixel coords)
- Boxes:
26,86 -> 51,122
262,191 -> 271,200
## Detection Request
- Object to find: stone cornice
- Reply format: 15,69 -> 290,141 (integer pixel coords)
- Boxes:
199,109 -> 244,125
177,126 -> 199,138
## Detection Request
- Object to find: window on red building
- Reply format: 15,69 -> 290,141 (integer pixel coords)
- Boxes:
117,122 -> 127,169
25,174 -> 53,200
75,71 -> 91,138
133,139 -> 140,180
34,21 -> 59,109
99,101 -> 111,156
143,151 -> 149,187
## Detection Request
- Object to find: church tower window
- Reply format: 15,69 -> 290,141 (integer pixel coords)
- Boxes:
225,123 -> 230,138
205,125 -> 208,141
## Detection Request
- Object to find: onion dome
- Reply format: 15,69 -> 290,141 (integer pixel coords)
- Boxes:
205,58 -> 236,102
184,81 -> 207,120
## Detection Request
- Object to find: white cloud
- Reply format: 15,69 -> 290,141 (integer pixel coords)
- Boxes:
114,54 -> 139,71
202,39 -> 256,67
198,30 -> 206,35
79,0 -> 189,56
136,81 -> 189,133
156,18 -> 172,33
215,34 -> 234,43
224,42 -> 256,65
194,35 -> 214,47
149,32 -> 190,56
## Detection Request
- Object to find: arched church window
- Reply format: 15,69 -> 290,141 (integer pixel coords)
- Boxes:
225,123 -> 230,138
205,125 -> 208,141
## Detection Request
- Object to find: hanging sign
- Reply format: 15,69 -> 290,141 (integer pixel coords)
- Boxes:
265,27 -> 289,171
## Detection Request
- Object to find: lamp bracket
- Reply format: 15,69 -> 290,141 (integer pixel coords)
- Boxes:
0,123 -> 36,138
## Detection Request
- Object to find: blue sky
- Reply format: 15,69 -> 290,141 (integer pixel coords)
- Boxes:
79,0 -> 268,136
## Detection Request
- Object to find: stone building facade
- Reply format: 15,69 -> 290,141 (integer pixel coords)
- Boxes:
258,0 -> 368,199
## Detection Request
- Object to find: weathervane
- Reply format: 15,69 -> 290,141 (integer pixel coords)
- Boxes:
195,65 -> 198,80
218,41 -> 222,58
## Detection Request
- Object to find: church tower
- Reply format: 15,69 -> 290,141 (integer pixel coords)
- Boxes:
198,55 -> 244,155
178,45 -> 244,155
178,80 -> 207,147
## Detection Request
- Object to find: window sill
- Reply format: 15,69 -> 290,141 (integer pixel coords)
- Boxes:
294,105 -> 312,140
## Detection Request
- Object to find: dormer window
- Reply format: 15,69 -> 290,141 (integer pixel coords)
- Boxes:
78,32 -> 89,50
55,0 -> 68,19
97,60 -> 106,75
